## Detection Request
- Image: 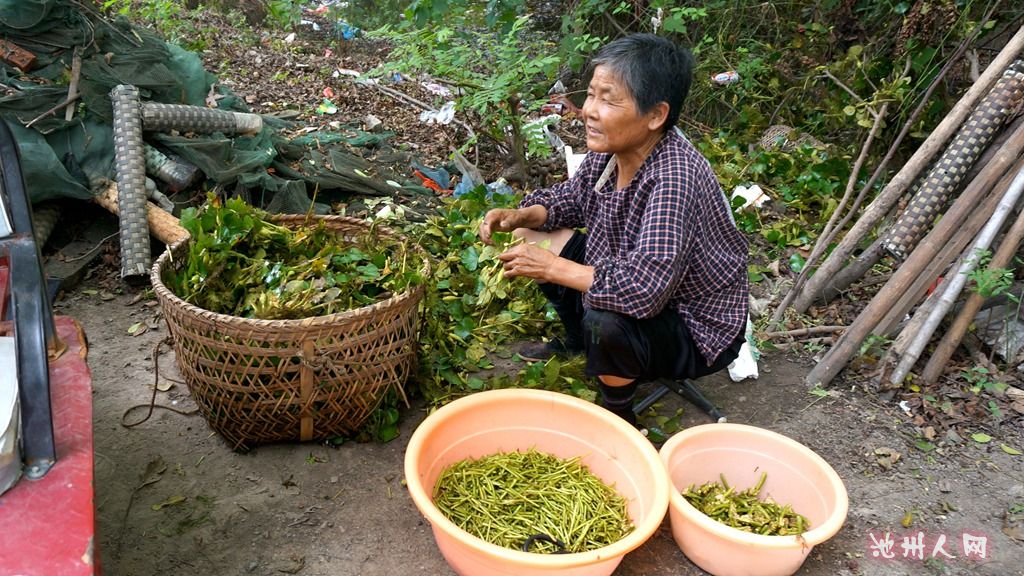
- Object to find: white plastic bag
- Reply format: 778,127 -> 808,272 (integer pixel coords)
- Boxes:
564,146 -> 587,178
730,184 -> 769,210
727,317 -> 760,382
419,101 -> 456,125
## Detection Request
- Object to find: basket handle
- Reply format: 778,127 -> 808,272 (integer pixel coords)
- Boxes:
300,339 -> 315,441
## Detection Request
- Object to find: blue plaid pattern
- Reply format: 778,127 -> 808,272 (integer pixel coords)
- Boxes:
521,129 -> 749,363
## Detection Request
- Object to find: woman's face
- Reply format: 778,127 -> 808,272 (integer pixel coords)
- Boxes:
582,65 -> 662,155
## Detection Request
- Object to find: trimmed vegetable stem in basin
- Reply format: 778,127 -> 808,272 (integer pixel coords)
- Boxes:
660,423 -> 849,576
404,389 -> 669,576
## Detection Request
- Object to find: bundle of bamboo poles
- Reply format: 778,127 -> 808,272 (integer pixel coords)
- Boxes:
777,24 -> 1024,388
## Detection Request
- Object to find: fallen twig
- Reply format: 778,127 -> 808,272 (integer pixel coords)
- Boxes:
822,70 -> 866,105
65,49 -> 82,122
25,93 -> 80,129
366,81 -> 477,143
70,0 -> 143,47
773,337 -> 835,351
760,325 -> 846,340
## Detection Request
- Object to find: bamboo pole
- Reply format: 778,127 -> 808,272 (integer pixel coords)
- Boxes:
888,154 -> 1024,348
793,25 -> 1024,314
805,118 -> 1024,388
93,181 -> 189,245
888,163 -> 1024,385
921,199 -> 1024,383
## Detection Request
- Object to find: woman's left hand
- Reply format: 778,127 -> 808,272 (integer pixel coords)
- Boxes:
497,243 -> 556,281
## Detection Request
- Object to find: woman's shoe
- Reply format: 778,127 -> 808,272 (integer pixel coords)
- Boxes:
517,338 -> 583,362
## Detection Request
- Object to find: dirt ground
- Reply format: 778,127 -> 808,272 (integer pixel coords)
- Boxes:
50,237 -> 1023,576
31,10 -> 1021,575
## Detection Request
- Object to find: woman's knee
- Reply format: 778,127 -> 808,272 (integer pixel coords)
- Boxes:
511,227 -> 532,241
582,309 -> 632,350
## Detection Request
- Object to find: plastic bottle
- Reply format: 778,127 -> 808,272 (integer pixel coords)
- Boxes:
712,71 -> 740,85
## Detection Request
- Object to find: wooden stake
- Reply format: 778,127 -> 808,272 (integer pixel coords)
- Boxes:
760,325 -> 846,340
93,181 -> 188,245
805,118 -> 1024,388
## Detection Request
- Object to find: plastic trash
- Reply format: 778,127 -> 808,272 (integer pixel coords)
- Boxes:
451,150 -> 484,198
363,114 -> 382,132
548,80 -> 566,95
452,178 -> 476,198
541,102 -> 564,115
486,178 -> 514,198
727,317 -> 760,382
731,184 -> 769,210
411,161 -> 451,190
421,81 -> 452,98
712,71 -> 740,85
523,114 -> 564,156
453,177 -> 512,199
973,302 -> 1024,363
564,146 -> 587,178
336,21 -> 360,41
419,101 -> 456,125
651,7 -> 664,33
316,98 -> 338,115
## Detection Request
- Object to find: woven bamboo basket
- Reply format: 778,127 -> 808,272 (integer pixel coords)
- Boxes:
150,215 -> 427,451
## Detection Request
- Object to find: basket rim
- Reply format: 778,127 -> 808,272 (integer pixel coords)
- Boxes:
149,214 -> 429,329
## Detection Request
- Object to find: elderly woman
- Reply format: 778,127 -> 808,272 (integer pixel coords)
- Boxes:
478,34 -> 748,426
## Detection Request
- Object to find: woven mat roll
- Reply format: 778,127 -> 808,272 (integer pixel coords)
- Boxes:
882,60 -> 1024,259
110,84 -> 152,280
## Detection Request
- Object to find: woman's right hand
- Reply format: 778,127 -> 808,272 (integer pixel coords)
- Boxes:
479,208 -> 523,244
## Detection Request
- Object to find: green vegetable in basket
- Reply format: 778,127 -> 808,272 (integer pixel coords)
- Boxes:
167,195 -> 423,319
682,472 -> 810,536
433,448 -> 634,553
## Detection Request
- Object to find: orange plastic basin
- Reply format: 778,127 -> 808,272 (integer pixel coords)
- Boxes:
404,389 -> 670,576
659,423 -> 849,576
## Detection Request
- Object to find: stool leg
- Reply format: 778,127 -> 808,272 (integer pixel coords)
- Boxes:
662,379 -> 727,423
632,382 -> 670,415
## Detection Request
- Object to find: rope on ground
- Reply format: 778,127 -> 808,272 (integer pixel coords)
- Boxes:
121,337 -> 197,428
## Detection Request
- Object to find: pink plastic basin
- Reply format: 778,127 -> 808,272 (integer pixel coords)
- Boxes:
404,389 -> 670,576
660,423 -> 848,576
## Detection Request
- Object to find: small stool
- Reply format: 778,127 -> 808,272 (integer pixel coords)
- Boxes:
633,378 -> 727,423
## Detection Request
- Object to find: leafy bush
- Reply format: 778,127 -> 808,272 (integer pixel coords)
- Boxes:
369,14 -> 560,172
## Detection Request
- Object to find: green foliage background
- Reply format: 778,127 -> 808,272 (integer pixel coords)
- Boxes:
104,0 -> 1024,438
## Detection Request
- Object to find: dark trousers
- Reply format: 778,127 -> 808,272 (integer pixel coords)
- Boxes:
543,232 -> 743,424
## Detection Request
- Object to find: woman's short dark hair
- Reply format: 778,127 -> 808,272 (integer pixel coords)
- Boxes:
590,34 -> 694,133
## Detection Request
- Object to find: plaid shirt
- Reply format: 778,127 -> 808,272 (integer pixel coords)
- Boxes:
521,129 -> 748,364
